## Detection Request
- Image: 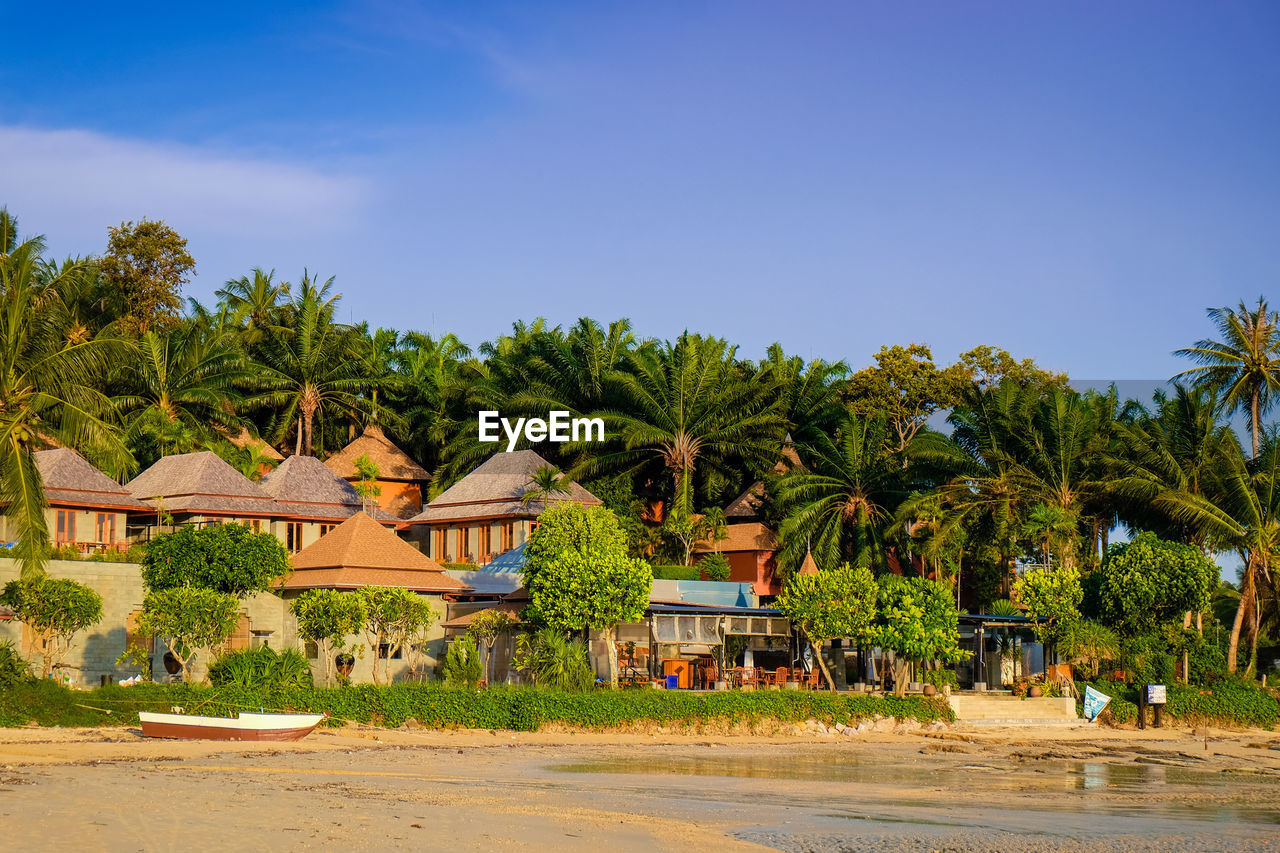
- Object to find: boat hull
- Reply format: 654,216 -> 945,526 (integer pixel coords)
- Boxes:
139,712 -> 324,742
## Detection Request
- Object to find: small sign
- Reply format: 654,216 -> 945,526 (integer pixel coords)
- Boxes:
1083,686 -> 1111,722
1146,684 -> 1167,704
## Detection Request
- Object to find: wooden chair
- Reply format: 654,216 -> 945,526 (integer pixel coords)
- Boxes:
774,666 -> 789,687
740,667 -> 759,688
803,669 -> 821,690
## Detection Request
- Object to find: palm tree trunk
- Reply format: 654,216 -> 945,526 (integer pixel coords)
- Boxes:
1228,555 -> 1258,673
302,406 -> 315,457
1252,386 -> 1261,459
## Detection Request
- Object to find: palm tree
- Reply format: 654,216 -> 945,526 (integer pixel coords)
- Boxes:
1109,384 -> 1240,548
775,415 -> 907,574
520,464 -> 573,505
0,209 -> 130,578
113,322 -> 253,460
759,343 -> 849,462
215,268 -> 290,345
1176,298 -> 1280,458
590,333 -> 785,515
254,284 -> 371,456
1158,437 -> 1280,674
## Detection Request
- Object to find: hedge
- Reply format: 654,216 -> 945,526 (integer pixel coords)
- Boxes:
1075,680 -> 1279,729
651,565 -> 701,580
0,681 -> 953,732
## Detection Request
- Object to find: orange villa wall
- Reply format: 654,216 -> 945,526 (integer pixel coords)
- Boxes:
375,480 -> 423,517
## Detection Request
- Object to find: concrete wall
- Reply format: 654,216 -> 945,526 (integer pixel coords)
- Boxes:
0,559 -> 450,687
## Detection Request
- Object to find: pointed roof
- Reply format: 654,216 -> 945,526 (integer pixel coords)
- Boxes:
259,455 -> 399,523
126,451 -> 279,516
34,449 -> 148,511
798,551 -> 819,577
280,512 -> 466,593
693,521 -> 778,554
405,450 -> 600,525
724,446 -> 802,519
324,423 -> 430,482
226,427 -> 284,461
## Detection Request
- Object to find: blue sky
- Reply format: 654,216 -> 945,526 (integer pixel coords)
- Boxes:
3,1 -> 1278,380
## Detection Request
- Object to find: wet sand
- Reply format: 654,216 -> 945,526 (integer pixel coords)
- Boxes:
1,724 -> 1278,851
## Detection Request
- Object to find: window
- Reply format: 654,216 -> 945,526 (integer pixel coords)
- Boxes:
55,510 -> 76,544
319,524 -> 336,537
377,644 -> 402,660
125,610 -> 154,654
286,522 -> 303,553
248,519 -> 262,533
500,522 -> 513,552
479,524 -> 492,560
431,528 -> 446,560
96,512 -> 116,545
304,641 -> 319,660
455,527 -> 470,562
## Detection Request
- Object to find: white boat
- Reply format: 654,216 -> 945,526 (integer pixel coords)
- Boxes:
138,711 -> 326,741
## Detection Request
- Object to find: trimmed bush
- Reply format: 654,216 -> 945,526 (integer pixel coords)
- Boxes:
1076,680 -> 1278,729
652,565 -> 700,580
0,682 -> 954,732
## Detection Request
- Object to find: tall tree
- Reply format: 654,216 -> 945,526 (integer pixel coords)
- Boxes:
591,333 -> 784,514
1176,298 -> 1280,458
254,281 -> 371,455
0,210 -> 131,578
215,267 -> 290,345
775,414 -> 908,574
100,219 -> 195,335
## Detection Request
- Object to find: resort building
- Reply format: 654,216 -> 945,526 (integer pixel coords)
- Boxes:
401,450 -> 601,565
277,512 -> 467,682
19,449 -> 151,553
126,451 -> 283,538
259,454 -> 400,553
324,424 -> 432,519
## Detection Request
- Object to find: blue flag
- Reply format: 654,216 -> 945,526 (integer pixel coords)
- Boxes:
1083,685 -> 1111,722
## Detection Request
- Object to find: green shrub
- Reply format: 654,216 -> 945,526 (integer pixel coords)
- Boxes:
441,636 -> 483,689
652,565 -> 700,580
0,681 -> 955,731
923,668 -> 958,690
208,646 -> 313,690
0,641 -> 32,688
442,563 -> 479,572
511,629 -> 595,693
697,553 -> 732,582
1075,680 -> 1278,729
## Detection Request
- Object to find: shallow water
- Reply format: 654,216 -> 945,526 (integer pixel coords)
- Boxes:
547,754 -> 1280,826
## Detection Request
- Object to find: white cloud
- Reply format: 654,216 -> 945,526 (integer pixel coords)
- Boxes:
0,123 -> 367,250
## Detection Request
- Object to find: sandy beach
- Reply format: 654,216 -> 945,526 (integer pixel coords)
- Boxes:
1,723 -> 1278,852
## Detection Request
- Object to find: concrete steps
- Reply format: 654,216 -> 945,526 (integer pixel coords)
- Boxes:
948,693 -> 1080,726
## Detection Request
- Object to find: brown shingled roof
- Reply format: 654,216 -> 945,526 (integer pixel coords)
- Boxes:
225,427 -> 284,461
693,521 -> 779,553
259,455 -> 399,523
34,449 -> 148,511
723,446 -> 802,519
126,451 -> 279,516
405,450 -> 599,525
324,423 -> 430,482
280,512 -> 465,593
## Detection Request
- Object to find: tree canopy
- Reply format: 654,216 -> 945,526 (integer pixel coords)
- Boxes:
142,523 -> 290,597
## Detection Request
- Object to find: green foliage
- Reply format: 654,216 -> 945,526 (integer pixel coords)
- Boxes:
1,577 -> 103,677
101,218 -> 195,335
874,574 -> 967,697
442,562 -> 479,572
0,680 -> 955,731
1013,565 -> 1083,645
922,668 -> 959,690
441,635 -> 483,689
1058,619 -> 1124,679
1099,533 -> 1217,633
986,598 -> 1021,617
1076,679 -> 1278,729
291,589 -> 366,687
354,586 -> 437,685
0,640 -> 32,688
775,562 -> 877,667
523,503 -> 651,685
352,453 -> 382,505
141,523 -> 290,597
209,646 -> 314,690
652,565 -> 701,580
1121,632 -> 1176,686
136,587 -> 240,682
511,628 -> 596,693
697,552 -> 732,582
